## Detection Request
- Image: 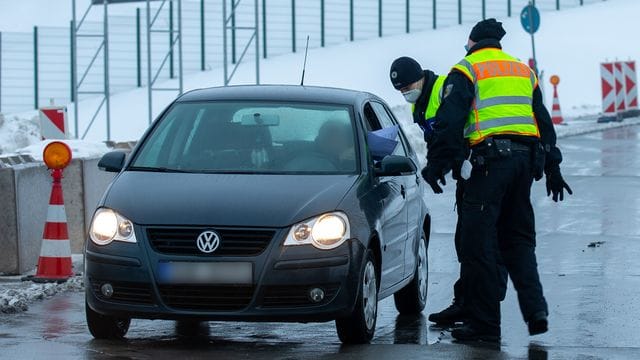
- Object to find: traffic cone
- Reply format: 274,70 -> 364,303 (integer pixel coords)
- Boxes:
551,85 -> 564,125
32,169 -> 73,283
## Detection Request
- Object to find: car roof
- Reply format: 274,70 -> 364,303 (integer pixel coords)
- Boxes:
176,85 -> 379,106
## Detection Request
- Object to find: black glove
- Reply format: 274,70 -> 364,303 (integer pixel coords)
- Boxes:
545,167 -> 573,202
422,163 -> 447,194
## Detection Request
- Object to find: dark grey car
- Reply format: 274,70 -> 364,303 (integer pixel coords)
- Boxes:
85,85 -> 431,344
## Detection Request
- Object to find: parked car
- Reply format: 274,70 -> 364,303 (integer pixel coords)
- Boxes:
85,85 -> 431,344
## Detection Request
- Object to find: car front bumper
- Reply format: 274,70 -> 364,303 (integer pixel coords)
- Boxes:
85,227 -> 365,323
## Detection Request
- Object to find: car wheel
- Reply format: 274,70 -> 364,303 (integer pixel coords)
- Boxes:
335,249 -> 378,344
393,232 -> 428,314
86,301 -> 130,339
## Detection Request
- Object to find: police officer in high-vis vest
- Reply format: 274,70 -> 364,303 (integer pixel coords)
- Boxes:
389,57 -> 447,143
389,57 -> 472,326
423,19 -> 572,342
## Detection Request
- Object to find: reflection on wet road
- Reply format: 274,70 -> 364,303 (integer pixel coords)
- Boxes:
2,126 -> 640,359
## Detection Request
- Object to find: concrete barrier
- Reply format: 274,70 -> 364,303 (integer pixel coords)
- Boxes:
0,167 -> 19,274
0,157 -> 115,275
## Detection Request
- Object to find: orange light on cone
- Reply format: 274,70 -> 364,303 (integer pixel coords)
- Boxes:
43,141 -> 72,170
550,75 -> 560,86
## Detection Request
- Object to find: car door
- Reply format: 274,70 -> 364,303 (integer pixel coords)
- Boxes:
364,101 -> 408,290
374,102 -> 422,278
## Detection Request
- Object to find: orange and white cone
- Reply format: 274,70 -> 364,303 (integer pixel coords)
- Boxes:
551,85 -> 564,125
32,169 -> 73,282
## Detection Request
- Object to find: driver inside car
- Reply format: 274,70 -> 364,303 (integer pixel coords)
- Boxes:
315,120 -> 356,170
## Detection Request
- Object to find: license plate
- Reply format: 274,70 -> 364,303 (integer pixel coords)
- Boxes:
157,262 -> 253,285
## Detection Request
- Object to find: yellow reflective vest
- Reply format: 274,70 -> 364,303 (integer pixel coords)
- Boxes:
451,48 -> 541,146
412,75 -> 447,122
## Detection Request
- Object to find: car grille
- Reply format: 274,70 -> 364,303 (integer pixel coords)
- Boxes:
158,284 -> 254,311
146,227 -> 276,256
90,279 -> 154,305
261,284 -> 341,308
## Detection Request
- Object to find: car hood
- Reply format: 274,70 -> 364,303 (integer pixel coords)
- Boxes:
102,172 -> 359,228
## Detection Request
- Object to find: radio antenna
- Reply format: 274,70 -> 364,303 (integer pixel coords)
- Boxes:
300,36 -> 310,86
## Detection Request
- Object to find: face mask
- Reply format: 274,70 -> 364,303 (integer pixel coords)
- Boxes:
464,44 -> 470,52
402,88 -> 421,103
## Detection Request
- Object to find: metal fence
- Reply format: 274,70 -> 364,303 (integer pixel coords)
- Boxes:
0,0 -> 606,118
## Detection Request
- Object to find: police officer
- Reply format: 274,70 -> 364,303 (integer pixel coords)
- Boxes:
423,19 -> 572,342
389,57 -> 447,142
390,57 -> 472,326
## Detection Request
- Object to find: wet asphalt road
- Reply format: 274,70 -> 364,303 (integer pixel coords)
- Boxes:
1,126 -> 640,359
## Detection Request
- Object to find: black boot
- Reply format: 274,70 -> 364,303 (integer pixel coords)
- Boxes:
528,311 -> 548,336
451,324 -> 500,343
428,300 -> 467,325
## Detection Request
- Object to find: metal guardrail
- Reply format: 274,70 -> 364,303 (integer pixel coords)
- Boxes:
0,0 -> 607,125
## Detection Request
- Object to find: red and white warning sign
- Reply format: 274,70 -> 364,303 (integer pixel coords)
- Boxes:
614,62 -> 627,113
623,61 -> 638,110
600,63 -> 616,117
39,106 -> 68,140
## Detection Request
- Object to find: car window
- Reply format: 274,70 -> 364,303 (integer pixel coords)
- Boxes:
131,101 -> 358,174
363,103 -> 382,131
370,102 -> 407,157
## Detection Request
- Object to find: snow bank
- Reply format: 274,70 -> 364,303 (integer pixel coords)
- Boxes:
0,276 -> 84,314
11,139 -> 112,161
0,114 -> 40,156
392,102 -> 640,167
555,117 -> 640,138
0,111 -> 111,158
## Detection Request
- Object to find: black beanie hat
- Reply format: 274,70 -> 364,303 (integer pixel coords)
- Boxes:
390,57 -> 423,90
469,18 -> 506,42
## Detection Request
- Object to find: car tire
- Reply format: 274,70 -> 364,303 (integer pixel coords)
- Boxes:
393,232 -> 428,314
335,249 -> 378,344
86,301 -> 130,339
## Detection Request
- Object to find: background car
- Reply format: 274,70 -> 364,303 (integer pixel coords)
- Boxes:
85,85 -> 431,344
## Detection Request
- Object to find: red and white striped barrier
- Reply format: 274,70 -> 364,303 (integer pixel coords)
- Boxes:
600,63 -> 616,114
623,61 -> 638,116
599,63 -> 618,122
32,168 -> 73,282
39,106 -> 68,140
614,62 -> 627,114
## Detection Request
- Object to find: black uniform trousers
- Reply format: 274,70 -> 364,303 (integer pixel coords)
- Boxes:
453,181 -> 508,305
458,147 -> 548,334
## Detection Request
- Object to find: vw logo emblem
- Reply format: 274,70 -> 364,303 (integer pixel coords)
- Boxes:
196,230 -> 220,254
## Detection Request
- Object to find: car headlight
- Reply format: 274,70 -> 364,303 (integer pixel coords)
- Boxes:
89,208 -> 137,245
284,212 -> 350,250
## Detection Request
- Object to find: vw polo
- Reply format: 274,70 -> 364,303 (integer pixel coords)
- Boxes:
85,85 -> 431,344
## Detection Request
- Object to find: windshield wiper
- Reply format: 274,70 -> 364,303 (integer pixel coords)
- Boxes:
128,166 -> 192,173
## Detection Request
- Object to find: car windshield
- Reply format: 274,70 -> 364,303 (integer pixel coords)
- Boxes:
130,101 -> 358,174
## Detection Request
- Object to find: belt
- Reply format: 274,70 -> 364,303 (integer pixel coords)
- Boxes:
510,141 -> 532,152
471,139 -> 532,152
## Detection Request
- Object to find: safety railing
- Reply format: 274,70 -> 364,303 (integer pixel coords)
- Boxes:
0,0 -> 605,121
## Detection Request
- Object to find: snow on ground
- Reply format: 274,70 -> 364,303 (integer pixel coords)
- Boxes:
0,276 -> 83,314
3,0 -> 638,145
0,255 -> 84,314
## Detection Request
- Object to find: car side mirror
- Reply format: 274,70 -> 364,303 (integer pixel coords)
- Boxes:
98,151 -> 127,172
374,155 -> 417,177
